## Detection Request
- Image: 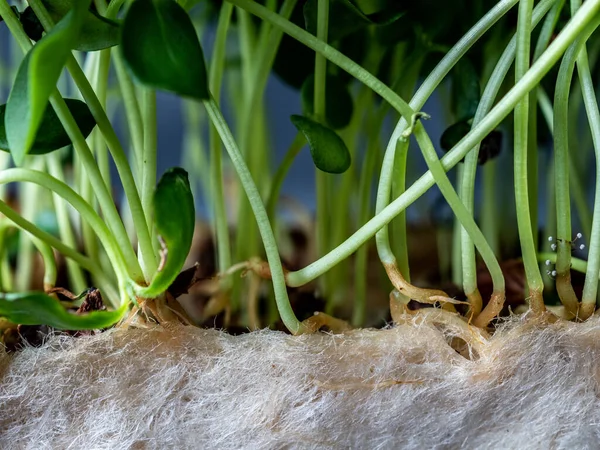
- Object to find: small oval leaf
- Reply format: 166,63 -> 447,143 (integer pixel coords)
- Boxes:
121,0 -> 209,99
301,74 -> 354,130
5,0 -> 89,165
139,167 -> 195,298
291,115 -> 351,174
0,99 -> 96,155
440,120 -> 471,153
0,292 -> 127,330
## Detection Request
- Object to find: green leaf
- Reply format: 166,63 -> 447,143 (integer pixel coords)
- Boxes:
5,0 -> 89,166
451,58 -> 481,121
440,120 -> 471,153
0,292 -> 128,330
139,167 -> 195,298
440,120 -> 503,165
301,74 -> 354,130
291,115 -> 351,174
0,99 -> 96,155
121,0 -> 209,100
21,1 -> 120,51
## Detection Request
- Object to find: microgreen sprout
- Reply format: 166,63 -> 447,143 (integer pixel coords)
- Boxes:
0,0 -> 600,338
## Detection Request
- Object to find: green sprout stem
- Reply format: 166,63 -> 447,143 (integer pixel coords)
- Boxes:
46,154 -> 88,294
572,0 -> 600,315
458,0 -> 556,310
25,0 -> 158,281
553,38 -> 582,315
0,169 -> 129,290
204,97 -> 304,334
208,2 -> 234,287
0,200 -> 119,304
282,0 -> 600,287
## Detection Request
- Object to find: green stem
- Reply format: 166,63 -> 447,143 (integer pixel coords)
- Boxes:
141,88 -> 158,252
0,169 -> 128,288
266,131 -> 306,220
0,201 -> 119,305
24,0 -> 157,281
282,0 -> 600,287
314,0 -> 330,302
204,98 -> 304,334
46,154 -> 88,294
458,0 -> 556,308
209,2 -> 234,283
514,0 -> 545,309
572,0 -> 600,314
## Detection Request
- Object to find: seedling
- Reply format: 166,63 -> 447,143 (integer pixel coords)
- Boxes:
0,0 -> 600,342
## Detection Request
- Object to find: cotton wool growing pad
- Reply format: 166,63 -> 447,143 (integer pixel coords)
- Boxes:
1,313 -> 600,449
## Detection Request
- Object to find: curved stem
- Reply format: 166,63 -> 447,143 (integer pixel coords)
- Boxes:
572,0 -> 600,317
266,131 -> 306,219
46,154 -> 88,293
0,201 -> 119,305
514,0 -> 545,312
553,40 -> 582,316
26,0 -> 157,281
0,169 -> 128,287
283,0 -> 600,287
208,2 -> 234,284
204,98 -> 304,334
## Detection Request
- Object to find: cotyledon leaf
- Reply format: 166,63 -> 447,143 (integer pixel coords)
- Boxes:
0,292 -> 128,330
120,0 -> 209,99
0,98 -> 96,155
21,0 -> 120,51
291,114 -> 351,174
5,0 -> 89,165
137,168 -> 195,298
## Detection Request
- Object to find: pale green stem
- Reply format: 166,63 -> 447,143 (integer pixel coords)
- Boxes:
209,2 -> 234,282
314,0 -> 330,301
572,0 -> 600,311
15,159 -> 39,291
553,38 -> 583,314
25,0 -> 157,280
513,0 -> 546,308
0,169 -> 128,288
46,153 -> 88,293
0,201 -> 119,305
266,132 -> 306,220
204,97 -> 304,334
281,0 -> 600,286
459,0 -> 556,300
141,88 -> 158,253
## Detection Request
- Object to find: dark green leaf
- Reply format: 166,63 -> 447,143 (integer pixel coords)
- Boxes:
291,114 -> 351,174
441,120 -> 503,165
20,7 -> 45,41
301,74 -> 354,129
20,1 -> 120,51
140,167 -> 195,298
5,0 -> 89,165
121,0 -> 209,100
0,99 -> 96,155
273,4 -> 314,89
451,58 -> 481,121
0,292 -> 127,330
440,120 -> 471,153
